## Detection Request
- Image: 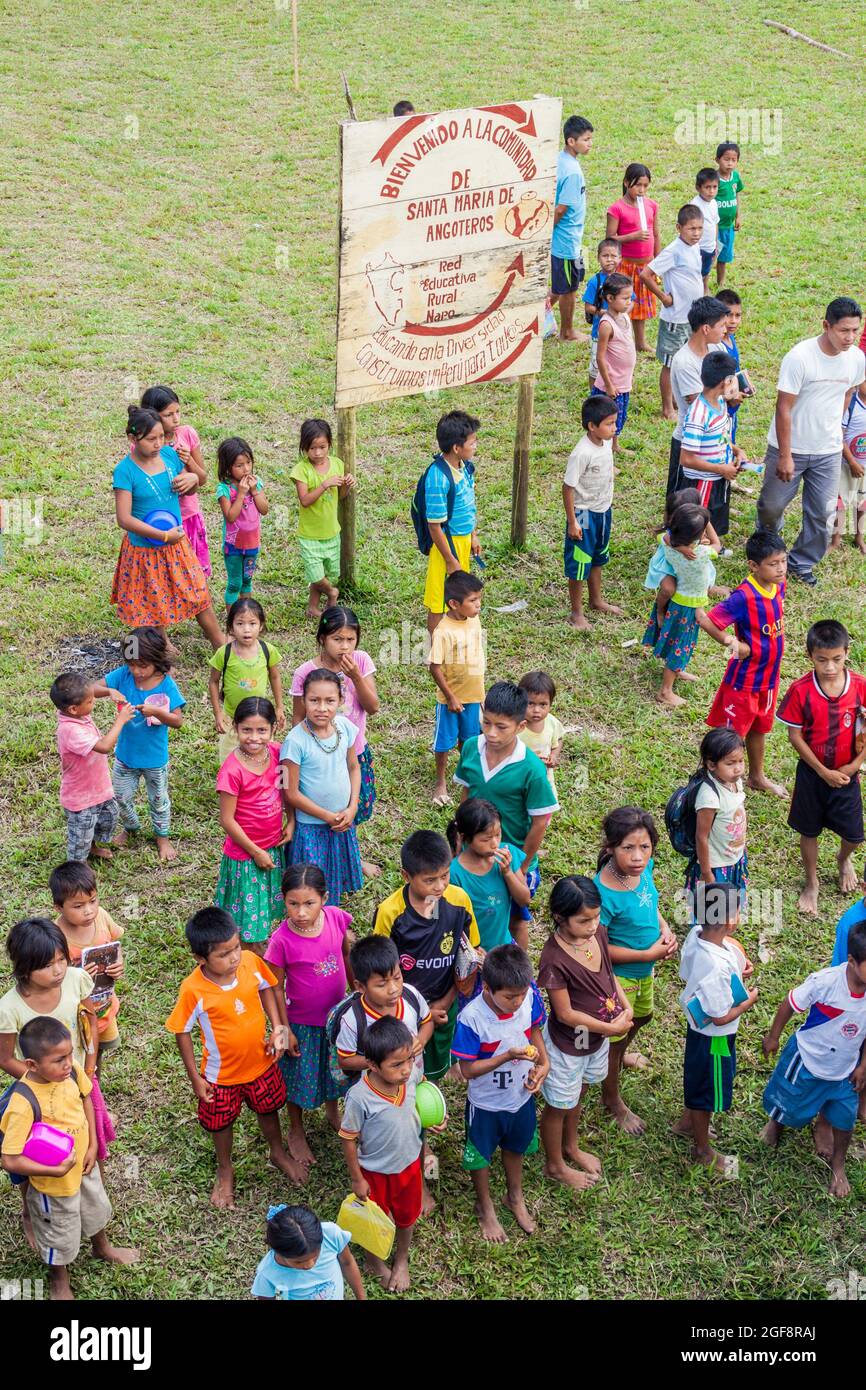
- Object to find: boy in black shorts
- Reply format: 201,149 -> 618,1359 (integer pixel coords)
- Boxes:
776,620 -> 866,916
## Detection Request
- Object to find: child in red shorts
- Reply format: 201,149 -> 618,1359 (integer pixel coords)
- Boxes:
166,907 -> 305,1208
340,1015 -> 435,1295
698,529 -> 788,796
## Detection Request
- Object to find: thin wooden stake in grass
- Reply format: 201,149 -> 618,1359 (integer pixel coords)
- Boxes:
511,374 -> 536,548
341,72 -> 357,122
762,19 -> 853,59
291,0 -> 300,91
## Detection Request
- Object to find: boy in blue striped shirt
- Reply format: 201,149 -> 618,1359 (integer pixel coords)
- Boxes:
676,350 -> 747,537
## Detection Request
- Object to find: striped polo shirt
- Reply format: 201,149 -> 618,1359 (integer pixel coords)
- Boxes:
681,393 -> 731,482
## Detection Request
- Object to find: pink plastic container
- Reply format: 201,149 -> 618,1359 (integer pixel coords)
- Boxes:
22,1122 -> 75,1167
144,692 -> 171,726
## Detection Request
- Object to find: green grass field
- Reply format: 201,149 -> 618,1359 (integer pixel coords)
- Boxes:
1,0 -> 865,1301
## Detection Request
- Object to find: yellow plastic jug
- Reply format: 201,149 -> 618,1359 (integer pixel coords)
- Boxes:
337,1193 -> 396,1260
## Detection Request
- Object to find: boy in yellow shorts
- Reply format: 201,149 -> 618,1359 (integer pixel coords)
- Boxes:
420,410 -> 481,635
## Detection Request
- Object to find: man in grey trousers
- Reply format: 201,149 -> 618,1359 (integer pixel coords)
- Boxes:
757,297 -> 865,586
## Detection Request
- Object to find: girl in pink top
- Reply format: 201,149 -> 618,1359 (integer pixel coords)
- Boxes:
593,275 -> 637,450
215,697 -> 293,954
605,164 -> 661,352
141,386 -> 211,575
265,863 -> 355,1168
291,606 -> 380,878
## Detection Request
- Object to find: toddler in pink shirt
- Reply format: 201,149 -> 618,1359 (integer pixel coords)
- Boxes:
50,672 -> 134,862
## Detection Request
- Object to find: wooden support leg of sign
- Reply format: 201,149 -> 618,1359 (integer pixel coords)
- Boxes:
337,406 -> 357,588
510,374 -> 536,548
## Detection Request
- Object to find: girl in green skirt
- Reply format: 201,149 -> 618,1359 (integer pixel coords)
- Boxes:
215,697 -> 293,954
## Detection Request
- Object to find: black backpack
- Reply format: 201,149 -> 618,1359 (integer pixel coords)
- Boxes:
584,272 -> 607,326
664,770 -> 718,863
325,985 -> 426,1086
410,455 -> 475,556
220,639 -> 271,702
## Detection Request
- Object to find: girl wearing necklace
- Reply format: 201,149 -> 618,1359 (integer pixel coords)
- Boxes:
594,807 -> 678,1137
538,876 -> 634,1191
280,669 -> 363,903
215,698 -> 294,955
265,864 -> 355,1169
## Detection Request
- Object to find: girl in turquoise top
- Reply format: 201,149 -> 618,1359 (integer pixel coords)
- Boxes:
446,799 -> 531,952
642,501 -> 717,709
594,806 -> 677,1136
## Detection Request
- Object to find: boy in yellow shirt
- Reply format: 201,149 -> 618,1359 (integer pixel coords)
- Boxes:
429,570 -> 486,806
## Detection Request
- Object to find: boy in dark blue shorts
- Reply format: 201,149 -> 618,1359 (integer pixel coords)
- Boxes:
429,569 -> 485,805
451,944 -> 549,1242
562,395 -> 622,631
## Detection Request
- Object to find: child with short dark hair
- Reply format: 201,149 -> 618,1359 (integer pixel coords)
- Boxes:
291,419 -> 355,619
582,238 -> 622,383
339,1015 -> 424,1292
51,861 -> 124,1077
562,394 -> 623,630
252,1200 -> 365,1300
698,529 -> 789,796
692,168 -> 720,292
165,906 -> 302,1208
642,501 -> 715,707
0,1018 -> 138,1299
446,798 -> 531,951
393,100 -> 414,116
762,919 -> 866,1199
776,620 -> 866,915
373,830 -> 479,1080
420,410 -> 481,635
715,289 -> 753,445
50,671 -> 133,862
518,672 -> 564,798
455,682 -> 560,951
714,142 -> 743,289
452,943 -> 549,1242
210,598 -> 284,763
334,936 -> 433,1081
641,204 -> 705,417
677,350 -> 745,539
429,568 -> 486,805
677,883 -> 758,1173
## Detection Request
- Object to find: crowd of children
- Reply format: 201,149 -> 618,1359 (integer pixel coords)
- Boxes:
2,122 -> 866,1305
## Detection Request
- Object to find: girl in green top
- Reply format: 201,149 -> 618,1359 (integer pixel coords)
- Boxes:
208,598 -> 285,763
290,419 -> 356,619
593,806 -> 678,1136
446,798 -> 531,952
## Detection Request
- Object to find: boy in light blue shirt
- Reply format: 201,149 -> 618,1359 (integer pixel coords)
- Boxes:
550,114 -> 593,342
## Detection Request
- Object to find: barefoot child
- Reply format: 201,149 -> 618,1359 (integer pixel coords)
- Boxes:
51,861 -> 124,1080
216,437 -> 269,609
834,379 -> 866,553
333,936 -> 433,1083
592,274 -> 637,450
264,864 -> 354,1169
605,163 -> 659,354
698,529 -> 789,795
762,919 -> 866,1199
518,671 -> 565,798
429,570 -> 486,806
209,598 -> 285,764
562,395 -> 622,631
640,205 -> 705,419
538,875 -> 632,1189
582,238 -> 622,384
776,620 -> 866,915
641,502 -> 716,709
50,672 -> 133,862
252,1202 -> 365,1300
676,351 -> 746,540
684,728 -> 748,909
451,944 -> 549,1242
594,808 -> 678,1135
677,883 -> 758,1172
165,907 -> 303,1207
291,419 -> 354,620
339,1016 -> 424,1292
714,142 -> 743,289
419,410 -> 481,636
291,606 -> 379,875
691,168 -> 720,294
92,626 -> 185,863
0,1018 -> 138,1299
447,799 -> 530,951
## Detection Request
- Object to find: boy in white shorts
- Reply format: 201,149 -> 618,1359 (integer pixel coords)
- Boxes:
537,876 -> 633,1190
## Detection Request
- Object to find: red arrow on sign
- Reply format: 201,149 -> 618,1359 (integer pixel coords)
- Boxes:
403,253 -> 525,336
475,317 -> 539,381
371,114 -> 431,165
479,104 -> 537,136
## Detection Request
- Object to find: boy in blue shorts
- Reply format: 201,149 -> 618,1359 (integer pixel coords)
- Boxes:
452,944 -> 549,1242
420,410 -> 480,636
761,919 -> 866,1199
550,114 -> 594,342
714,142 -> 743,289
429,569 -> 485,806
562,394 -> 622,630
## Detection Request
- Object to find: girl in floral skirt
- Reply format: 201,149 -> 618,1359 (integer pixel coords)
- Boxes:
140,385 -> 212,576
215,697 -> 294,954
280,669 -> 363,902
605,163 -> 661,354
111,405 -> 222,648
290,606 -> 379,878
265,863 -> 354,1168
641,502 -> 715,710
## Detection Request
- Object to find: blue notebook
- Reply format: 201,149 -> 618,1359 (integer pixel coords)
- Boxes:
687,973 -> 748,1030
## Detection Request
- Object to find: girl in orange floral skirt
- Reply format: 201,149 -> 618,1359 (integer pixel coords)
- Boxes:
111,406 -> 222,647
606,164 -> 661,354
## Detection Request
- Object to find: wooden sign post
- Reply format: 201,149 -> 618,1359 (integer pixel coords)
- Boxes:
334,98 -> 560,579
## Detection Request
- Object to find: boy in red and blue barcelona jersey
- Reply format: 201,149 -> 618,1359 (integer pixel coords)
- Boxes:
698,529 -> 788,796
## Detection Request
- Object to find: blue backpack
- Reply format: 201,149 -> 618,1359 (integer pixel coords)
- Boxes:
664,770 -> 716,862
410,455 -> 475,556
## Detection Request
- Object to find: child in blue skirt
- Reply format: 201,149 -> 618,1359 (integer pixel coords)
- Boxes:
642,501 -> 715,709
279,668 -> 363,901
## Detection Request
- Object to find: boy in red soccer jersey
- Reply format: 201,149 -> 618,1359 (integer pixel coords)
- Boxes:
776,620 -> 866,915
697,530 -> 788,797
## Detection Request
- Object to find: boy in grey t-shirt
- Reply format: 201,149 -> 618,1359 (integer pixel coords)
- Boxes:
339,1016 -> 426,1294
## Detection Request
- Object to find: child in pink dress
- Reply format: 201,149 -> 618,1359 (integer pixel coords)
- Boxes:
591,274 -> 637,450
605,164 -> 660,353
141,386 -> 211,575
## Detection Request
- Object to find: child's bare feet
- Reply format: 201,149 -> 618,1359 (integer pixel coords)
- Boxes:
829,1166 -> 851,1199
431,783 -> 449,806
544,1159 -> 599,1190
692,1146 -> 735,1175
287,1129 -> 316,1167
839,854 -> 859,894
798,882 -> 820,915
475,1200 -> 508,1242
590,599 -> 624,617
562,1144 -> 602,1176
361,860 -> 382,879
210,1168 -> 235,1208
306,605 -> 322,620
503,1191 -> 536,1234
813,1115 -> 833,1161
49,1270 -> 74,1300
89,845 -> 113,861
388,1255 -> 411,1292
157,837 -> 178,863
568,612 -> 591,631
746,774 -> 788,797
708,585 -> 731,599
365,1253 -> 392,1287
674,670 -> 699,683
420,1180 -> 437,1217
759,1119 -> 782,1148
112,829 -> 130,848
656,690 -> 686,709
269,1144 -> 307,1185
91,1234 -> 140,1265
604,1098 -> 646,1135
623,1051 -> 650,1068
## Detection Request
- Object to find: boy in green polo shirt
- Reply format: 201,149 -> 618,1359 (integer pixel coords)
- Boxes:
714,142 -> 743,289
454,682 -> 560,950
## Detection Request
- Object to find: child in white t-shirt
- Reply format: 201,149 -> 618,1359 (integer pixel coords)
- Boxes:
562,396 -> 623,631
640,205 -> 705,418
692,169 -> 721,293
684,729 -> 748,912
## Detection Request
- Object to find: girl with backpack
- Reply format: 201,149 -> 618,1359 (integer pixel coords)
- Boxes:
208,599 -> 285,764
264,864 -> 354,1169
684,729 -> 748,908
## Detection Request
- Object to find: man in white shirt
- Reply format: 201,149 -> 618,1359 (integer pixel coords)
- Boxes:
757,298 -> 866,586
